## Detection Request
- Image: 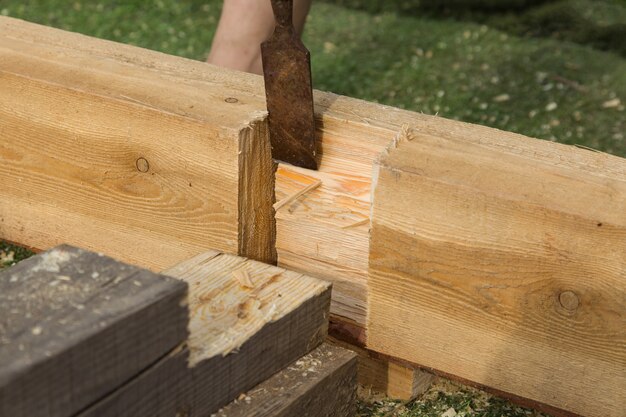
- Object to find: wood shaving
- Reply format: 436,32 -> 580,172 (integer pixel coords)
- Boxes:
341,219 -> 369,229
273,179 -> 322,211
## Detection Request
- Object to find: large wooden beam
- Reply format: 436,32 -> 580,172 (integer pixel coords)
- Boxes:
0,245 -> 188,417
0,16 -> 388,333
368,126 -> 626,417
0,17 -> 276,269
0,16 -> 403,334
2,17 -> 626,413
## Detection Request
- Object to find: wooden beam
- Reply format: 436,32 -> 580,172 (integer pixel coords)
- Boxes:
79,250 -> 331,416
368,126 -> 626,417
2,17 -> 625,414
0,16 -> 276,270
0,245 -> 188,417
215,343 -> 357,417
0,16 -> 397,334
0,15 -> 386,332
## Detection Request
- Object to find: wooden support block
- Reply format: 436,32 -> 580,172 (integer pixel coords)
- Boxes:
215,343 -> 357,417
78,251 -> 332,417
0,245 -> 188,417
0,17 -> 276,269
328,336 -> 434,401
368,126 -> 626,417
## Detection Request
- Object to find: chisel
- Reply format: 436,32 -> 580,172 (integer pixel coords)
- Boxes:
261,0 -> 318,170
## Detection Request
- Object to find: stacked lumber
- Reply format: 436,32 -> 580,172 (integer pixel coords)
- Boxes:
215,344 -> 357,417
0,245 -> 188,417
0,245 -> 356,417
1,16 -> 625,416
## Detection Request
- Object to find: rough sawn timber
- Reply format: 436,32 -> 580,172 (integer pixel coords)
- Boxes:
0,245 -> 189,417
79,250 -> 331,416
368,126 -> 626,417
2,17 -> 626,412
0,15 -> 383,335
0,17 -> 276,270
215,343 -> 357,417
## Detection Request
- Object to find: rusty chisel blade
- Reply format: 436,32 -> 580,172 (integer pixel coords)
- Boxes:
261,0 -> 318,170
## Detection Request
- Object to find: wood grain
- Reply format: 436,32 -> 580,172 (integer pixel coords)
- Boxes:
368,126 -> 626,417
275,119 -> 391,330
215,343 -> 357,417
78,251 -> 332,416
164,251 -> 331,366
0,16 -> 386,331
3,17 -> 626,412
0,17 -> 275,270
0,245 -> 188,417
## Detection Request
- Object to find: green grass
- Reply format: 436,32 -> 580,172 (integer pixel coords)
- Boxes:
0,241 -> 33,268
0,0 -> 624,415
323,0 -> 626,56
306,6 -> 625,154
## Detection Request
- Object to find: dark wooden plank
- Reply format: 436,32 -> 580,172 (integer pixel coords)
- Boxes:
77,251 -> 332,417
216,343 -> 357,417
0,245 -> 188,417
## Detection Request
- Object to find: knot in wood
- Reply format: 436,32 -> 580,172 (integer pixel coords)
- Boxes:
558,290 -> 580,311
135,157 -> 150,173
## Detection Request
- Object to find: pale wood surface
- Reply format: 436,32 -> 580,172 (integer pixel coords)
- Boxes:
0,245 -> 188,417
0,17 -> 275,269
163,251 -> 331,366
328,336 -> 434,400
0,16 -> 390,330
274,120 -> 391,330
0,16 -> 384,330
215,343 -> 357,417
368,126 -> 626,417
3,17 -> 626,414
79,251 -> 332,416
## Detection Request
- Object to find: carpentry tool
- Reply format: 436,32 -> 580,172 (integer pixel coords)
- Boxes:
261,0 -> 318,170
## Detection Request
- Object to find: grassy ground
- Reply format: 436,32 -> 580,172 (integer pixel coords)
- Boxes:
0,241 -> 33,268
1,0 -> 624,415
357,380 -> 549,417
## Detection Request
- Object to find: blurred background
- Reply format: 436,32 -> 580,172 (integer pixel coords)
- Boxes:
0,1 -> 624,415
